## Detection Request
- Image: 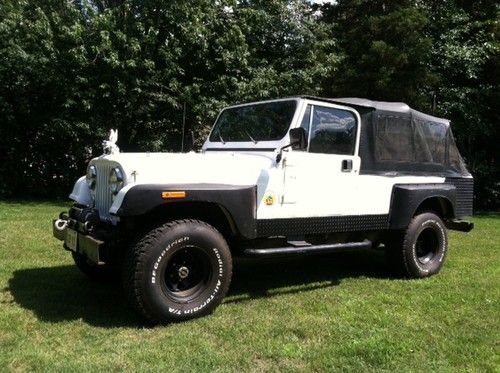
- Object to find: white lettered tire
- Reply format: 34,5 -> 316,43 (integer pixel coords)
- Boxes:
386,212 -> 448,278
123,219 -> 232,323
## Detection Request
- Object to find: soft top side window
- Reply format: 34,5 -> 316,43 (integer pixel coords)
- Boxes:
308,106 -> 357,155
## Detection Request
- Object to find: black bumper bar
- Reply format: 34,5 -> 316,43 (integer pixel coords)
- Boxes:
53,207 -> 113,264
445,219 -> 474,232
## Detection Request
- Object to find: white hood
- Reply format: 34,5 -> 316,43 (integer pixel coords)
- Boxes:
96,151 -> 276,187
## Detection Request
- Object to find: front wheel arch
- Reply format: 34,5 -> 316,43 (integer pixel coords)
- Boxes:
122,201 -> 239,244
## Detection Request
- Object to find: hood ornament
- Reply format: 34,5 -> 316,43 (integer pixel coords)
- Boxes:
102,129 -> 120,155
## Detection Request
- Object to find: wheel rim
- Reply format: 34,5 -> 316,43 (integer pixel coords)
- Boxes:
415,227 -> 439,264
162,246 -> 213,302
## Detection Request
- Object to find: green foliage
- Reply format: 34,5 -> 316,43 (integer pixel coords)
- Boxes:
0,0 -> 497,208
422,0 -> 500,208
0,0 -> 96,197
323,0 -> 437,107
0,0 -> 333,198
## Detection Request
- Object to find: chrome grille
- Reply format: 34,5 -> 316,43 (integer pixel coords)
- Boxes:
95,162 -> 113,220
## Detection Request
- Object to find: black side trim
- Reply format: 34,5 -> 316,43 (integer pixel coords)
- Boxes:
389,184 -> 456,229
204,148 -> 275,152
116,184 -> 257,239
256,214 -> 389,237
359,169 -> 468,178
445,177 -> 473,217
244,239 -> 372,257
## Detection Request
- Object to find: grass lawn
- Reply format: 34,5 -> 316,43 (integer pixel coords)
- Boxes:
0,201 -> 498,372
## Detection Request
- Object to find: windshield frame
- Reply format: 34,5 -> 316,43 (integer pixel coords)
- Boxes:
203,98 -> 301,151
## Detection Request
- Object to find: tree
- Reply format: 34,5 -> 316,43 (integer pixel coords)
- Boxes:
321,0 -> 437,108
0,0 -> 334,198
423,0 -> 500,209
0,0 -> 94,197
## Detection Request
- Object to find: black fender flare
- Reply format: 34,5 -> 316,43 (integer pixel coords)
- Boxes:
114,183 -> 257,239
389,184 -> 456,229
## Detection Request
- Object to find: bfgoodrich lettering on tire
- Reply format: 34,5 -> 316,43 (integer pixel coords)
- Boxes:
386,212 -> 448,278
123,219 -> 232,323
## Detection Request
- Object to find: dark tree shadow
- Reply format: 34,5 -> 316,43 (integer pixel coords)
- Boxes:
7,249 -> 392,327
6,266 -> 146,328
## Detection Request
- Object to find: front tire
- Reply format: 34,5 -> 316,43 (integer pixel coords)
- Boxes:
386,212 -> 448,278
123,219 -> 232,323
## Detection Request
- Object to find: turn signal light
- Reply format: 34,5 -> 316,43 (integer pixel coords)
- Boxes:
161,191 -> 186,199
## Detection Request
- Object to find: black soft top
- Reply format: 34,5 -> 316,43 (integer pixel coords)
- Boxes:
301,96 -> 470,177
303,96 -> 449,124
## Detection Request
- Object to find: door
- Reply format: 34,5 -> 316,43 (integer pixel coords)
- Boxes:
282,103 -> 361,217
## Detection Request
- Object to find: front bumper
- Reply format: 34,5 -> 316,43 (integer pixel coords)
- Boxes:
53,207 -> 112,264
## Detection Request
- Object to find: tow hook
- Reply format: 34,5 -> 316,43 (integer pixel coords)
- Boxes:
84,221 -> 95,233
53,218 -> 68,241
54,219 -> 68,231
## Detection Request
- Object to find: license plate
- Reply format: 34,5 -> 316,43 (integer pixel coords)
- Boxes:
66,229 -> 78,252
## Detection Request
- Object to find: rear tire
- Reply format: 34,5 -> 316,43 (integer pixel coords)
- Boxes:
385,212 -> 448,278
123,219 -> 232,323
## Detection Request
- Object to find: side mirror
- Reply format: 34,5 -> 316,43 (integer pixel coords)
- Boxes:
275,127 -> 308,164
289,127 -> 307,150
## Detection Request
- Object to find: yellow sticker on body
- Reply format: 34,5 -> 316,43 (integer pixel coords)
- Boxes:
263,191 -> 277,206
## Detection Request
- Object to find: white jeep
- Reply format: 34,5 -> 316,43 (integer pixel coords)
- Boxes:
53,96 -> 474,323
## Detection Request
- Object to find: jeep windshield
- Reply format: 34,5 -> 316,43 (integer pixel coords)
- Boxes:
209,100 -> 297,143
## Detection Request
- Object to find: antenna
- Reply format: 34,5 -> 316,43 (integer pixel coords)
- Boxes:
181,102 -> 186,152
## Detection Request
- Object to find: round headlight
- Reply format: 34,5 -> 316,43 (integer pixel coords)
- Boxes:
86,165 -> 97,190
109,167 -> 124,194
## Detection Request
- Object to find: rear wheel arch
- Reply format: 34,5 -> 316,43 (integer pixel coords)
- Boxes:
389,184 -> 456,229
414,196 -> 455,219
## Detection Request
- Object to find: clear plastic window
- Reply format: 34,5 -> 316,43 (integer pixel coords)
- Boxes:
309,106 -> 357,155
375,115 -> 413,162
375,115 -> 451,165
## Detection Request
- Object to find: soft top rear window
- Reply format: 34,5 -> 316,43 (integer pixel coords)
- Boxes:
358,110 -> 470,176
209,100 -> 297,143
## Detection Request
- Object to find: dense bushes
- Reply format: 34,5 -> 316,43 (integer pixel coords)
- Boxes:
0,0 -> 497,209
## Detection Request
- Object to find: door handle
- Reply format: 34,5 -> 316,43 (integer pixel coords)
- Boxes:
341,159 -> 352,172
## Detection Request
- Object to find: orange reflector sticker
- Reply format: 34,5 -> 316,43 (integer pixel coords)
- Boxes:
161,191 -> 186,199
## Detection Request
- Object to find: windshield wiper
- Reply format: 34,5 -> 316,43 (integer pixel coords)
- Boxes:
216,129 -> 226,144
245,130 -> 258,144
